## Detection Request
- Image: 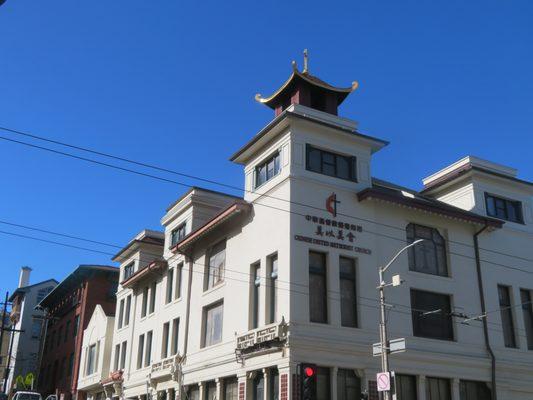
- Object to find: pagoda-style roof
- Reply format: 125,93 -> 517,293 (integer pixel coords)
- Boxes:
255,51 -> 358,116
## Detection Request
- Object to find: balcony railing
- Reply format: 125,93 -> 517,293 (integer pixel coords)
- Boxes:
149,354 -> 182,381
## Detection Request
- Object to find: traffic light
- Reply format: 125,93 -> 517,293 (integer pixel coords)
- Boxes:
299,363 -> 317,400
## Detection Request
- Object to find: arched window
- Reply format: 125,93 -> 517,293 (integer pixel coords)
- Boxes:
406,223 -> 448,276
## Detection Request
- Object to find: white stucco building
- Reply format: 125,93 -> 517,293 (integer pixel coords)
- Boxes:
88,59 -> 532,400
77,305 -> 115,400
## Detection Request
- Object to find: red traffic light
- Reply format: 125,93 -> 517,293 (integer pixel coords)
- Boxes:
304,366 -> 315,377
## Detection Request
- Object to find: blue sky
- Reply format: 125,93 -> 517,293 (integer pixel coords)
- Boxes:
0,0 -> 532,294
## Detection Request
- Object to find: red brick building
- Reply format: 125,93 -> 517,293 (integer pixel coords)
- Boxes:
37,265 -> 119,400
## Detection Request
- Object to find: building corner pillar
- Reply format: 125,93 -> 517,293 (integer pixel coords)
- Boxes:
452,378 -> 460,400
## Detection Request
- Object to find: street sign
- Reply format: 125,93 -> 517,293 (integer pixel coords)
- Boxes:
376,372 -> 391,392
372,338 -> 406,356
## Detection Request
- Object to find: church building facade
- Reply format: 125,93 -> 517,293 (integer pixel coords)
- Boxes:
87,55 -> 533,400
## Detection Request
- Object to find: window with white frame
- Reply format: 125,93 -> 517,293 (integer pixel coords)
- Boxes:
145,330 -> 153,367
309,251 -> 328,324
203,301 -> 223,347
498,285 -> 517,348
123,262 -> 135,281
206,241 -> 226,290
171,222 -> 187,247
255,152 -> 281,188
267,254 -> 278,324
339,257 -> 357,328
175,263 -> 183,299
520,289 -> 533,350
166,268 -> 174,304
250,262 -> 260,329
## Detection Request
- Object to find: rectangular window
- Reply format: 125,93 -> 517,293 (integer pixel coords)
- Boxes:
171,318 -> 179,356
137,334 -> 145,369
206,241 -> 226,290
269,368 -> 279,400
411,289 -> 453,341
171,222 -> 187,246
223,377 -> 238,400
250,262 -> 260,329
339,257 -> 357,328
166,268 -> 174,304
255,152 -> 281,188
337,368 -> 361,400
86,344 -> 96,375
67,352 -> 74,377
57,326 -> 62,346
161,322 -> 170,358
31,319 -> 41,339
205,381 -> 217,400
267,254 -> 278,324
120,341 -> 127,370
64,320 -> 70,342
407,223 -> 448,277
426,377 -> 451,400
485,193 -> 523,223
145,330 -> 153,367
114,344 -> 120,371
149,281 -> 157,314
73,314 -> 80,337
175,263 -> 183,299
316,367 -> 331,400
459,380 -> 492,400
395,375 -> 417,400
520,289 -> 533,350
118,299 -> 125,329
309,251 -> 328,324
203,301 -> 224,347
498,285 -> 517,348
188,386 -> 200,400
125,295 -> 131,326
141,286 -> 148,317
306,144 -> 357,182
123,262 -> 135,281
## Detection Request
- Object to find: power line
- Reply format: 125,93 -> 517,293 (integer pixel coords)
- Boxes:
1,125 -> 532,265
0,226 -> 531,340
1,133 -> 532,277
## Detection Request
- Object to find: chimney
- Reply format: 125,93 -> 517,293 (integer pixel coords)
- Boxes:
18,266 -> 32,288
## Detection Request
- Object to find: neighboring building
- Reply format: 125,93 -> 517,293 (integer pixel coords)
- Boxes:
0,314 -> 11,393
37,265 -> 119,400
77,305 -> 115,400
99,57 -> 532,400
5,267 -> 57,393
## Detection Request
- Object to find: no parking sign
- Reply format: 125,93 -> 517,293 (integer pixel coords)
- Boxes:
376,372 -> 391,392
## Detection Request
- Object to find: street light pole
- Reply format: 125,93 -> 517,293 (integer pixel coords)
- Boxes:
378,239 -> 424,400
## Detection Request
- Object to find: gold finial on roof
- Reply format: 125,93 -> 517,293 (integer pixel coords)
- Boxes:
303,49 -> 309,73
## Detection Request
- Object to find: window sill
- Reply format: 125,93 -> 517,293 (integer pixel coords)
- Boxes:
202,282 -> 226,297
406,270 -> 453,282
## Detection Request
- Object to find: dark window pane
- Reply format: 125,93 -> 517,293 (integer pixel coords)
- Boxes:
308,146 -> 321,172
486,193 -> 523,223
339,257 -> 357,328
411,289 -> 453,341
396,375 -> 417,400
498,285 -> 517,347
336,156 -> 350,180
337,369 -> 361,400
306,144 -> 356,182
407,223 -> 448,277
520,289 -> 533,350
459,380 -> 491,400
426,377 -> 451,400
309,252 -> 327,323
253,373 -> 264,400
316,367 -> 330,400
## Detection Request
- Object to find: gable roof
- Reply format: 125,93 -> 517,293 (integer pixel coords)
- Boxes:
357,178 -> 503,229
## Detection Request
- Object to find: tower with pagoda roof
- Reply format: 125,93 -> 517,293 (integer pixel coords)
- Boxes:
255,49 -> 359,116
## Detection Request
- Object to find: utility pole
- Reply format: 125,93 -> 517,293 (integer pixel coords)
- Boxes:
377,239 -> 424,400
0,292 -> 8,392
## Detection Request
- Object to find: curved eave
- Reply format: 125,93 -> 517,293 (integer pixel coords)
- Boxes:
255,68 -> 358,107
